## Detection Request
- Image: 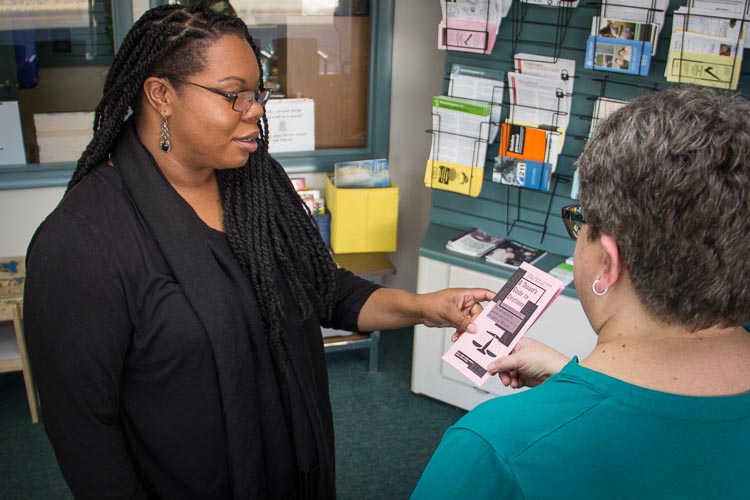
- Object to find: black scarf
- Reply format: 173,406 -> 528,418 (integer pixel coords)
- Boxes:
112,121 -> 335,499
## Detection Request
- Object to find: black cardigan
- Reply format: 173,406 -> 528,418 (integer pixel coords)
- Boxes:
25,158 -> 378,499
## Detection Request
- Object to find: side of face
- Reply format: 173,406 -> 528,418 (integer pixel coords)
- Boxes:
166,34 -> 263,171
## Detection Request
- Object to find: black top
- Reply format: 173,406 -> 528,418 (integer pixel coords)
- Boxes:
24,162 -> 379,499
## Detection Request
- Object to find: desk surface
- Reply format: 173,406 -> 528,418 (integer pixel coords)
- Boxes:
332,252 -> 396,279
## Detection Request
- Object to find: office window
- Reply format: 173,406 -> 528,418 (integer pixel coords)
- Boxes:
0,0 -> 115,165
169,0 -> 372,151
0,0 -> 391,186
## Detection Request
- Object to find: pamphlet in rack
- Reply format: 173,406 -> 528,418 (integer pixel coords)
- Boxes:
442,262 -> 565,387
584,36 -> 653,76
424,95 -> 491,197
665,4 -> 745,89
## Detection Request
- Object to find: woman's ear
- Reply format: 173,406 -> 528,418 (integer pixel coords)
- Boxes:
597,233 -> 623,291
142,76 -> 172,115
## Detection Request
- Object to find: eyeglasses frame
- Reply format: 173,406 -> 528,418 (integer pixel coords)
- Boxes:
160,74 -> 271,112
561,204 -> 585,240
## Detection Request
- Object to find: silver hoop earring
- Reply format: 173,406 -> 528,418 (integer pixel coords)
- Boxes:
160,114 -> 171,153
592,278 -> 608,296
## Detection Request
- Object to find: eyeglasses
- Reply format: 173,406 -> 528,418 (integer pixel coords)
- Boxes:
161,74 -> 272,112
561,204 -> 585,240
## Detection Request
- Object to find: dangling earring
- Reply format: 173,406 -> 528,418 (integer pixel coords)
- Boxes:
160,114 -> 171,153
592,277 -> 608,296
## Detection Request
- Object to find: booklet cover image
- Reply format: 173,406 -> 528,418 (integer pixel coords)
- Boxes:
585,36 -> 653,76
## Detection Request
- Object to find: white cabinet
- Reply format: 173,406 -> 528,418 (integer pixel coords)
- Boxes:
411,256 -> 597,411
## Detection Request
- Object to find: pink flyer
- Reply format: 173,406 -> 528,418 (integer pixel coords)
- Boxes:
437,19 -> 499,55
442,262 -> 564,387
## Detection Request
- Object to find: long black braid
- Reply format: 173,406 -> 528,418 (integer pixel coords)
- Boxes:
70,3 -> 338,373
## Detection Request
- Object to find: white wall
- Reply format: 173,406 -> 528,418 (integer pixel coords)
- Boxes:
0,187 -> 64,257
384,0 -> 445,291
0,1 -> 444,293
132,0 -> 149,20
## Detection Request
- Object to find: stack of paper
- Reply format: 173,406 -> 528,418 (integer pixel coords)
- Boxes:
442,262 -> 564,387
508,53 -> 574,131
599,0 -> 669,29
496,54 -> 574,192
448,64 -> 504,143
688,0 -> 750,45
583,0 -> 667,76
424,95 -> 491,197
666,3 -> 746,89
492,123 -> 559,191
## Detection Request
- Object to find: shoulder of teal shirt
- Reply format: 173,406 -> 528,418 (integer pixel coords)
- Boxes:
745,323 -> 750,332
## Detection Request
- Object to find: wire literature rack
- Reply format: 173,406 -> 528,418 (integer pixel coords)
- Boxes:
585,1 -> 666,77
426,0 -> 750,259
506,87 -> 571,132
504,173 -> 573,244
668,0 -> 749,90
425,109 -> 491,198
439,0 -> 496,55
511,0 -> 578,63
580,75 -> 662,138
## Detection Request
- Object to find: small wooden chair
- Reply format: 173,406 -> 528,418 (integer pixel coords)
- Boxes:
0,256 -> 39,423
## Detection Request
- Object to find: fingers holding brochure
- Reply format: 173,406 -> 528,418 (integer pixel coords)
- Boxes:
487,338 -> 570,389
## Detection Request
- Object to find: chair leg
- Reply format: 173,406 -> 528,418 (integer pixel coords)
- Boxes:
13,303 -> 39,424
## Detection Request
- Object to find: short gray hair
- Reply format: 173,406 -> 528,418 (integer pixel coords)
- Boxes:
578,86 -> 750,330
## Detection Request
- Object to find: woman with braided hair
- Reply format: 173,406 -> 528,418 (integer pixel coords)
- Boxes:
23,4 -> 494,499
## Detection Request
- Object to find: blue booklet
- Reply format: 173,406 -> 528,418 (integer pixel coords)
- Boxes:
584,36 -> 652,76
492,156 -> 552,192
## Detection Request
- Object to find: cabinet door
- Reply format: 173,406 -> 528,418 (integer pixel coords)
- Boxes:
411,257 -> 597,411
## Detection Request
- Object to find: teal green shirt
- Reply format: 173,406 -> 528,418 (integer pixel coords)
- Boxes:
413,359 -> 750,499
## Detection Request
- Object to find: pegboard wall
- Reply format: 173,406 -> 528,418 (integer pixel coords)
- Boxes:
428,0 -> 750,258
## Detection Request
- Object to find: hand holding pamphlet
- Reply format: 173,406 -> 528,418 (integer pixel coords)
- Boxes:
442,263 -> 564,387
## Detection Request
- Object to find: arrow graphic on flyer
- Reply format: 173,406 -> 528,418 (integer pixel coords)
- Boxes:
704,66 -> 720,81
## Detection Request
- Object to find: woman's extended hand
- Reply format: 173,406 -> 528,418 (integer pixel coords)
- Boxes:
487,338 -> 569,389
417,288 -> 495,338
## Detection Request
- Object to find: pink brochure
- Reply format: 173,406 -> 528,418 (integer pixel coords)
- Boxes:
437,19 -> 499,55
442,262 -> 564,387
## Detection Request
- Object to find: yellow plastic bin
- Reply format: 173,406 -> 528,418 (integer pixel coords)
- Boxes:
325,174 -> 399,254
